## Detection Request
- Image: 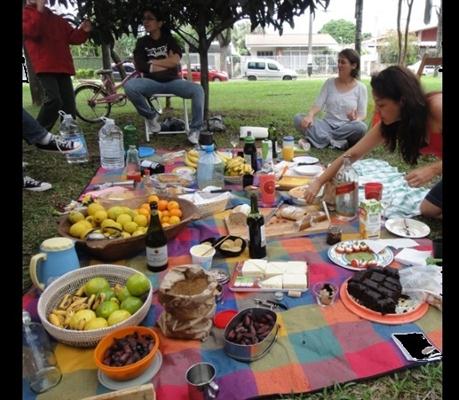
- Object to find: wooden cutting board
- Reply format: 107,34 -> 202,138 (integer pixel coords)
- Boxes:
224,208 -> 330,240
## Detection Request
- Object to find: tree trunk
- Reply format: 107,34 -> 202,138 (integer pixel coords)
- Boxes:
219,45 -> 228,74
24,46 -> 44,106
110,46 -> 126,79
354,0 -> 363,78
401,0 -> 414,66
198,21 -> 210,122
101,43 -> 111,69
397,0 -> 402,64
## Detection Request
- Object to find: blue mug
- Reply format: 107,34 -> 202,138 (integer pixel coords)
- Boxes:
29,237 -> 80,290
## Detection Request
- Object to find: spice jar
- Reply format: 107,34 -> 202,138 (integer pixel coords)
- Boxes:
326,225 -> 342,245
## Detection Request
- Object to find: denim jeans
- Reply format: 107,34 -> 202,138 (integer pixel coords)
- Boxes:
23,108 -> 48,145
124,77 -> 204,131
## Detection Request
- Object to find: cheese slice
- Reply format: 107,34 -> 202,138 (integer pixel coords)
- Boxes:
241,259 -> 268,277
282,273 -> 307,290
283,261 -> 307,274
265,262 -> 286,277
260,275 -> 283,289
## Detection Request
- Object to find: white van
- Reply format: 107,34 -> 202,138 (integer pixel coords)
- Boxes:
244,58 -> 297,81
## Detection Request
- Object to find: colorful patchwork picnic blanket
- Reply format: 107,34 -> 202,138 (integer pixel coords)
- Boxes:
353,159 -> 430,219
22,154 -> 441,399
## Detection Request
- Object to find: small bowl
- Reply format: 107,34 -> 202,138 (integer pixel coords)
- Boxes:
312,282 -> 338,307
215,235 -> 247,257
94,326 -> 160,381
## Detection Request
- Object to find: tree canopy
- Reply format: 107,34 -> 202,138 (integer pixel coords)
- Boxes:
319,19 -> 356,44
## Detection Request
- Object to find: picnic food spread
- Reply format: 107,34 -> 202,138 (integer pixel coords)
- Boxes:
24,138 -> 442,399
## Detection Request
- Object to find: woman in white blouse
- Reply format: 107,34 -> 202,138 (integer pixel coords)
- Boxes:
293,49 -> 368,150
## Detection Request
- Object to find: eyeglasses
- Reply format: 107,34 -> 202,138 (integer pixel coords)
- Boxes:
142,16 -> 157,21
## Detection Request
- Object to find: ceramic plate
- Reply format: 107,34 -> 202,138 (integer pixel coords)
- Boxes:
385,218 -> 430,238
172,166 -> 196,176
288,185 -> 325,205
98,350 -> 163,391
340,281 -> 429,324
293,156 -> 319,165
328,240 -> 394,271
293,165 -> 323,176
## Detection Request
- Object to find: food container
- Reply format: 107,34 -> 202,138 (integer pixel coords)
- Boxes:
94,325 -> 160,381
214,235 -> 247,257
58,195 -> 199,261
223,307 -> 279,362
37,264 -> 153,348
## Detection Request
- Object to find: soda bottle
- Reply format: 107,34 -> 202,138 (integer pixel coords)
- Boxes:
247,193 -> 267,259
243,131 -> 258,172
99,117 -> 125,169
58,110 -> 89,164
123,122 -> 138,150
125,145 -> 141,182
23,310 -> 62,394
335,155 -> 359,220
145,202 -> 168,272
268,122 -> 278,161
196,132 -> 224,189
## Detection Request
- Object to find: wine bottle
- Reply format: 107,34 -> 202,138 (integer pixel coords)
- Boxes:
268,122 -> 278,161
247,194 -> 267,259
145,201 -> 168,272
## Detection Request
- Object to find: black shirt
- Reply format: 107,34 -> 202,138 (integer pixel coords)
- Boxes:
133,34 -> 182,83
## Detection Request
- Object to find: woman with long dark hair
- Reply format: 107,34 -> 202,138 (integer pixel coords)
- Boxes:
293,49 -> 368,150
304,65 -> 442,219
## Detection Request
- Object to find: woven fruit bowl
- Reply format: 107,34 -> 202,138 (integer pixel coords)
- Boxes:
37,264 -> 153,348
58,195 -> 199,261
224,175 -> 243,185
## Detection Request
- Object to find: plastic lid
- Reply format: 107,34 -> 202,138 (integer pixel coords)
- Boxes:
139,147 -> 155,158
41,237 -> 74,251
199,131 -> 213,145
283,135 -> 294,142
213,310 -> 238,329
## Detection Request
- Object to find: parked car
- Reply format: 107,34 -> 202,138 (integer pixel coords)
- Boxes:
111,62 -> 136,81
179,64 -> 229,81
244,58 -> 297,80
407,60 -> 440,76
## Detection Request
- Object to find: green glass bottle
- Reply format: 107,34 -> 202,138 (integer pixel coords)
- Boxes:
268,122 -> 278,161
247,194 -> 267,259
145,201 -> 168,272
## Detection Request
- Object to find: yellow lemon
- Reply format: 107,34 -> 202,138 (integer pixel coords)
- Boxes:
69,221 -> 88,238
126,208 -> 138,219
123,221 -> 138,234
80,227 -> 94,240
85,215 -> 96,227
133,214 -> 148,227
94,210 -> 108,224
121,231 -> 131,238
116,213 -> 132,226
131,229 -> 145,237
68,211 -> 85,224
169,215 -> 181,225
87,202 -> 105,216
107,206 -> 124,221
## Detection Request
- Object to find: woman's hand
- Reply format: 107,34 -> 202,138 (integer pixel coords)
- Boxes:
347,109 -> 357,121
303,179 -> 323,204
79,20 -> 92,33
300,115 -> 314,130
405,165 -> 438,187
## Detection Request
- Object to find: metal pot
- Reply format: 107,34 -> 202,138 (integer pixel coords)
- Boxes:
223,307 -> 278,362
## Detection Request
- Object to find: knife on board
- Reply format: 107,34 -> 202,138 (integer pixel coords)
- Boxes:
264,199 -> 285,224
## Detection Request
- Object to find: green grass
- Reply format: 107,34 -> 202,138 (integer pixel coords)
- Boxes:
22,76 -> 442,399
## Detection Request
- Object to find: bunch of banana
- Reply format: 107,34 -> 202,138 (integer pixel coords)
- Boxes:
216,151 -> 232,165
184,149 -> 199,168
47,284 -> 109,329
225,156 -> 253,176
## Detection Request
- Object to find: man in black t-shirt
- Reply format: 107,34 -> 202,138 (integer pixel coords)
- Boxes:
124,7 -> 204,145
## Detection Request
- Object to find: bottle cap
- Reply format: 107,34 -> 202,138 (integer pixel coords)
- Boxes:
244,135 -> 255,143
283,135 -> 294,142
198,131 -> 213,145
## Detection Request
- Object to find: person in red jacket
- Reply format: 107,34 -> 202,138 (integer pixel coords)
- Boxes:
23,0 -> 92,131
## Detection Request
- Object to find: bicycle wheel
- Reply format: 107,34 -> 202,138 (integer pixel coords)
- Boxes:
74,84 -> 112,123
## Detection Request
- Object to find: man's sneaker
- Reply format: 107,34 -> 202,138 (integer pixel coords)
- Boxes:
23,176 -> 52,192
22,161 -> 29,169
329,138 -> 349,150
187,130 -> 200,145
145,114 -> 161,136
36,136 -> 82,154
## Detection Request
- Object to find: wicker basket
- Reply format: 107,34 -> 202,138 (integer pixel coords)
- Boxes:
37,264 -> 153,348
224,175 -> 243,185
58,195 -> 199,261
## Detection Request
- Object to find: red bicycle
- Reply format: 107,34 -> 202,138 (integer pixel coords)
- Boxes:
74,60 -> 162,123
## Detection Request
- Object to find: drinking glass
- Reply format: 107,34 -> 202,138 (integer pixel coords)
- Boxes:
230,131 -> 240,157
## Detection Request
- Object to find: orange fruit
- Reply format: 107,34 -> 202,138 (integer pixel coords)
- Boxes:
138,208 -> 150,218
169,208 -> 182,218
167,201 -> 180,211
158,200 -> 169,211
169,216 -> 181,225
161,210 -> 170,217
161,216 -> 170,223
147,194 -> 160,204
140,203 -> 150,210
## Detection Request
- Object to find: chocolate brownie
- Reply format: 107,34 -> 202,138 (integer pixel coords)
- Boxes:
347,266 -> 402,314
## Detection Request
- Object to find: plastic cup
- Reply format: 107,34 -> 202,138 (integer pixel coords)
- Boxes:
259,173 -> 276,205
364,182 -> 383,200
312,282 -> 338,307
190,244 -> 216,270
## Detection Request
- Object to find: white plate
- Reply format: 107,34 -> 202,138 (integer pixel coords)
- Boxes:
385,218 -> 430,238
328,240 -> 394,271
293,156 -> 319,165
288,184 -> 325,205
293,165 -> 323,176
98,350 -> 163,391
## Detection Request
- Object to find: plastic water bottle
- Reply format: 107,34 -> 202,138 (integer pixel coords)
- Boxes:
125,145 -> 141,182
58,110 -> 89,163
196,132 -> 224,189
99,117 -> 125,169
23,310 -> 62,394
